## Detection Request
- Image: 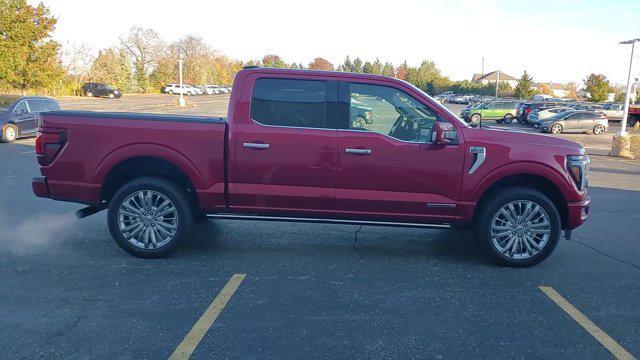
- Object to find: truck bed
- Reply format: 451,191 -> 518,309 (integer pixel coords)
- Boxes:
36,111 -> 228,209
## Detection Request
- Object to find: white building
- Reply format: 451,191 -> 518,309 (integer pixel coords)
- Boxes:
471,70 -> 518,88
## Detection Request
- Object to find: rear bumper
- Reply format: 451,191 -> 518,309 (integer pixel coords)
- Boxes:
32,176 -> 50,198
565,196 -> 590,229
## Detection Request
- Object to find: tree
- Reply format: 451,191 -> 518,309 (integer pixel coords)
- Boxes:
353,57 -> 363,73
614,92 -> 626,103
371,58 -> 383,75
382,62 -> 395,77
308,57 -> 333,71
405,60 -> 450,94
120,26 -> 162,93
395,61 -> 408,80
89,47 -> 134,92
536,83 -> 553,96
0,0 -> 64,94
514,71 -> 535,99
564,82 -> 579,99
60,42 -> 94,95
583,73 -> 611,102
340,56 -> 355,72
261,54 -> 287,68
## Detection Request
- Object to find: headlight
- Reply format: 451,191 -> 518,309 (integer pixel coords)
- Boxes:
567,155 -> 589,191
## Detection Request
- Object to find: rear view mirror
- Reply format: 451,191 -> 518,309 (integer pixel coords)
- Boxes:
433,122 -> 455,144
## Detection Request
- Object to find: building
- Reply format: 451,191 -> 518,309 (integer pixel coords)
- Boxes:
533,82 -> 568,98
471,70 -> 518,88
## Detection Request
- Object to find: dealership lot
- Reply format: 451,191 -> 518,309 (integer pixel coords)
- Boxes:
1,96 -> 639,359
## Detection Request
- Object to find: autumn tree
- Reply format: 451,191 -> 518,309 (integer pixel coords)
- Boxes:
89,47 -> 134,92
308,57 -> 333,71
120,27 -> 162,93
0,0 -> 64,94
61,42 -> 95,95
536,83 -> 553,96
584,73 -> 611,102
395,61 -> 408,80
564,82 -> 579,99
514,71 -> 535,99
261,54 -> 287,68
382,62 -> 395,77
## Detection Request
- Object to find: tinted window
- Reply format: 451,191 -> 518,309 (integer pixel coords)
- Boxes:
348,83 -> 443,142
45,100 -> 60,111
251,78 -> 327,128
568,113 -> 583,120
13,101 -> 28,113
27,100 -> 46,112
583,112 -> 596,119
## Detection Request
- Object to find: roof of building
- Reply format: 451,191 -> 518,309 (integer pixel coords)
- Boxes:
473,70 -> 517,82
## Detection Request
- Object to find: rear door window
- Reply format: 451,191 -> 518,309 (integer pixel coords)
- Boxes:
251,78 -> 328,129
27,100 -> 46,113
45,100 -> 60,111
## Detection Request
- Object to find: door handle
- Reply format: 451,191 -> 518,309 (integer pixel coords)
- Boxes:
243,142 -> 270,149
345,148 -> 372,155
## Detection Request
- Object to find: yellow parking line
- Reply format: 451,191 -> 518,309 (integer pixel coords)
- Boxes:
169,274 -> 246,360
539,286 -> 636,360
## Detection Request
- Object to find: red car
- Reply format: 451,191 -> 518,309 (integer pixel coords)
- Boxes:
32,68 -> 590,267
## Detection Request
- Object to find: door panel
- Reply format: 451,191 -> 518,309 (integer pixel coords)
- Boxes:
336,81 -> 465,223
230,77 -> 338,216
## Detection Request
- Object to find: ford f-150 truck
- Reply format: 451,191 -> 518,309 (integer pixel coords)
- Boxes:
32,67 -> 591,267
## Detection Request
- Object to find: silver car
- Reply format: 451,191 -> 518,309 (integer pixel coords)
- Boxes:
528,107 -> 573,125
538,110 -> 608,135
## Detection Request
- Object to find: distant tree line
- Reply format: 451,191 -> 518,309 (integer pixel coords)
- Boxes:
1,0 -> 636,103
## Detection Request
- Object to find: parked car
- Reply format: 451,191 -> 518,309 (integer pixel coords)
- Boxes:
163,84 -> 197,96
460,101 -> 518,125
599,103 -> 624,121
1,96 -> 60,143
81,83 -> 122,98
32,67 -> 591,267
518,102 -> 564,123
573,104 -> 603,111
537,110 -> 608,135
527,107 -> 573,125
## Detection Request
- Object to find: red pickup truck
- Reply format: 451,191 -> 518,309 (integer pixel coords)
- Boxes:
32,68 -> 590,267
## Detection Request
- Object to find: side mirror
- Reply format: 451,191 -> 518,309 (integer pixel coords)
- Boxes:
433,122 -> 455,144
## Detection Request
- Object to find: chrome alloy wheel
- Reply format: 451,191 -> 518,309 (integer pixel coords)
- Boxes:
5,127 -> 16,142
117,190 -> 178,249
490,200 -> 551,259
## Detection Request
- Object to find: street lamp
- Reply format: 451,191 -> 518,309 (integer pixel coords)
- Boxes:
178,53 -> 186,108
619,38 -> 640,135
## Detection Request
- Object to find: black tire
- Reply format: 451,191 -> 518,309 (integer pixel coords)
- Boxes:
503,114 -> 514,124
474,187 -> 561,267
470,113 -> 481,125
107,177 -> 193,258
496,118 -> 504,124
1,124 -> 18,143
550,123 -> 563,134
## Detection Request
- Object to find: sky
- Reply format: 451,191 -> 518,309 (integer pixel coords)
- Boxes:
31,0 -> 640,86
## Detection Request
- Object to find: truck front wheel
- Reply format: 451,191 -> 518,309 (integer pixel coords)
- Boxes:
474,187 -> 561,267
107,177 -> 193,258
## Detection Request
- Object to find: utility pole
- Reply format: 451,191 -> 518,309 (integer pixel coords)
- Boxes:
495,70 -> 500,99
178,53 -> 185,108
481,57 -> 485,77
620,38 -> 639,135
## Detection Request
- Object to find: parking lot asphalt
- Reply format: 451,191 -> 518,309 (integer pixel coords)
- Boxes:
1,98 -> 640,359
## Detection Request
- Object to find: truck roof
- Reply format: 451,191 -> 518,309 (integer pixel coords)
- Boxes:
239,67 -> 406,83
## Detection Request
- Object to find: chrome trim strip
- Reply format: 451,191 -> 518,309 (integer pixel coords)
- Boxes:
207,214 -> 451,229
426,203 -> 456,208
468,146 -> 486,174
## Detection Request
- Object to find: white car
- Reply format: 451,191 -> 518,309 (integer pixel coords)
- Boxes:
528,107 -> 572,125
163,84 -> 198,96
206,85 -> 229,94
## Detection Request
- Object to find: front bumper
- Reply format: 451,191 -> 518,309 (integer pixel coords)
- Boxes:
565,196 -> 590,229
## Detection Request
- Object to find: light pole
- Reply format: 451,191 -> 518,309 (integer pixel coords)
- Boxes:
178,53 -> 185,108
619,38 -> 639,135
495,70 -> 500,100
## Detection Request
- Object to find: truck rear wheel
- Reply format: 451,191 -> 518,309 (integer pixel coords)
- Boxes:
474,187 -> 561,267
107,177 -> 193,258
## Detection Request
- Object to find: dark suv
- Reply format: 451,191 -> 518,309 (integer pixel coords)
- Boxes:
1,96 -> 60,143
81,83 -> 122,98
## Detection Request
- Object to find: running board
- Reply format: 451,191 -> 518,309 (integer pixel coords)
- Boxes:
206,214 -> 451,229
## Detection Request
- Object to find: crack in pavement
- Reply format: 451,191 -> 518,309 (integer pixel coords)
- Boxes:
568,238 -> 640,271
352,225 -> 364,262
